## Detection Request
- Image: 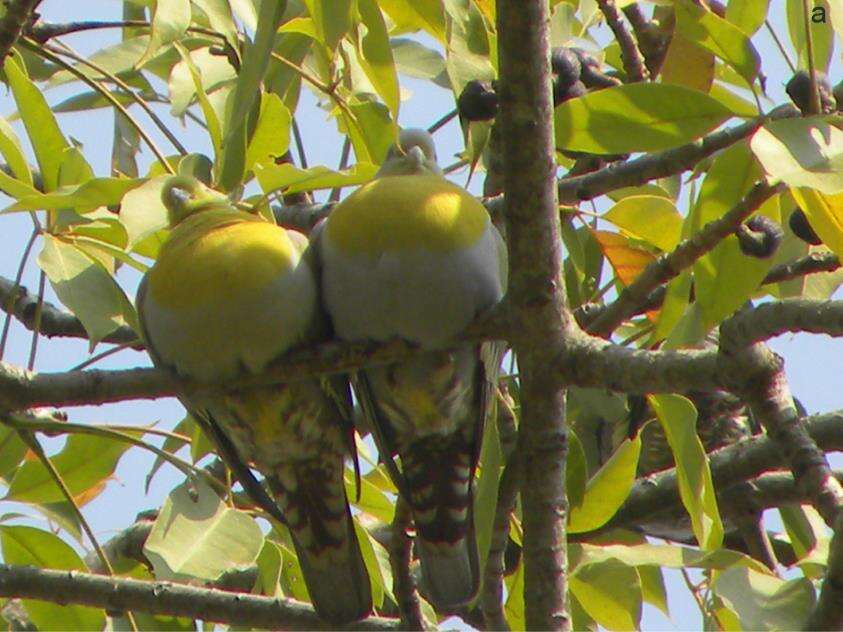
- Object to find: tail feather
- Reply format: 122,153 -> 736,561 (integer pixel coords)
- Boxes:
269,463 -> 372,624
403,434 -> 479,609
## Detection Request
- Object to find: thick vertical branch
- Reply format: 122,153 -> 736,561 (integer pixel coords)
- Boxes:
496,1 -> 573,629
389,499 -> 425,631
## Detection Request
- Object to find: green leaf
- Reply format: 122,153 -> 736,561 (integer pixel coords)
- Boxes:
555,83 -> 734,154
5,433 -> 131,505
354,519 -> 392,609
725,0 -> 770,35
254,539 -> 284,597
639,565 -> 669,615
192,0 -> 240,52
218,0 -> 287,191
649,395 -> 723,550
714,567 -> 816,630
391,38 -> 448,87
570,560 -> 642,630
37,235 -> 138,347
572,541 -> 773,574
787,0 -> 834,71
504,556 -> 525,630
603,196 -> 683,251
0,525 -> 105,630
119,176 -> 171,255
173,44 -> 227,159
7,178 -> 144,213
475,398 -> 504,575
143,478 -> 264,581
675,0 -> 760,83
568,434 -> 640,533
751,118 -> 843,194
139,0 -> 191,66
4,54 -> 70,192
355,0 -> 400,116
0,115 -> 31,185
344,468 -> 394,524
0,425 -> 27,482
379,0 -> 447,42
692,140 -> 768,327
443,0 -> 495,93
566,430 -> 587,510
245,93 -> 292,174
304,0 -> 353,52
254,161 -> 377,195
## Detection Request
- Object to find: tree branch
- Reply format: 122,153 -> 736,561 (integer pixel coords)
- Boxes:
596,411 -> 843,533
0,564 -> 399,630
388,498 -> 426,631
719,310 -> 843,527
596,0 -> 649,82
0,0 -> 41,63
587,181 -> 784,336
496,0 -> 572,627
555,106 -> 797,205
0,276 -> 139,346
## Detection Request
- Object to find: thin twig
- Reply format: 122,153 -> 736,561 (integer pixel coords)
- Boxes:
389,498 -> 426,630
596,0 -> 649,82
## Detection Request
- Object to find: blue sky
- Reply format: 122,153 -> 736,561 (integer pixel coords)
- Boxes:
0,1 -> 840,629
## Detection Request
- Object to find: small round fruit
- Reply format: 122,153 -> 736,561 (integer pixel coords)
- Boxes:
789,208 -> 822,245
553,79 -> 587,106
551,46 -> 582,92
736,215 -> 783,259
786,70 -> 836,114
457,79 -> 499,122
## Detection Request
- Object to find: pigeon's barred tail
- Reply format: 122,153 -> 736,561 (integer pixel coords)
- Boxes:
402,433 -> 479,610
268,462 -> 372,624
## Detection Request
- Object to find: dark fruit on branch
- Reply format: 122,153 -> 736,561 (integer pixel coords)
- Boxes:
786,70 -> 836,114
736,215 -> 784,259
457,79 -> 499,122
789,208 -> 823,245
551,46 -> 582,92
554,79 -> 587,106
571,47 -> 622,89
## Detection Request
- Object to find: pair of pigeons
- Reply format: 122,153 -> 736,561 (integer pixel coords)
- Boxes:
136,129 -> 508,623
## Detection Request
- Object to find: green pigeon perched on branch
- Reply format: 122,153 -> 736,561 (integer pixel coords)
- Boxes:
316,129 -> 508,609
136,176 -> 372,624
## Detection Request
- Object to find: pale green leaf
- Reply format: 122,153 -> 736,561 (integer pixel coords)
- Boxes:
119,176 -> 171,253
254,161 -> 377,195
173,44 -> 227,158
354,519 -> 392,608
751,118 -> 843,194
192,0 -> 240,52
555,83 -> 734,154
37,235 -> 137,346
787,0 -> 834,71
4,54 -> 69,192
5,433 -> 131,504
7,178 -> 144,213
143,478 -> 264,581
1,525 -> 105,630
0,115 -> 31,185
355,0 -> 400,116
603,195 -> 683,251
139,0 -> 191,66
725,0 -> 770,35
443,0 -> 495,93
570,560 -> 642,630
304,0 -> 353,52
245,93 -> 292,174
714,567 -> 815,630
568,434 -> 640,533
675,0 -> 760,82
218,0 -> 287,191
649,395 -> 723,550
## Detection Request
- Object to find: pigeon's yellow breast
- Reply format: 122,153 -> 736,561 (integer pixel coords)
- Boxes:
326,175 -> 489,255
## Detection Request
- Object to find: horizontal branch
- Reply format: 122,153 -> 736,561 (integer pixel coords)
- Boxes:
555,106 -> 797,204
0,564 -> 398,630
587,181 -> 784,336
599,411 -> 843,532
719,298 -> 843,347
0,277 -> 139,346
